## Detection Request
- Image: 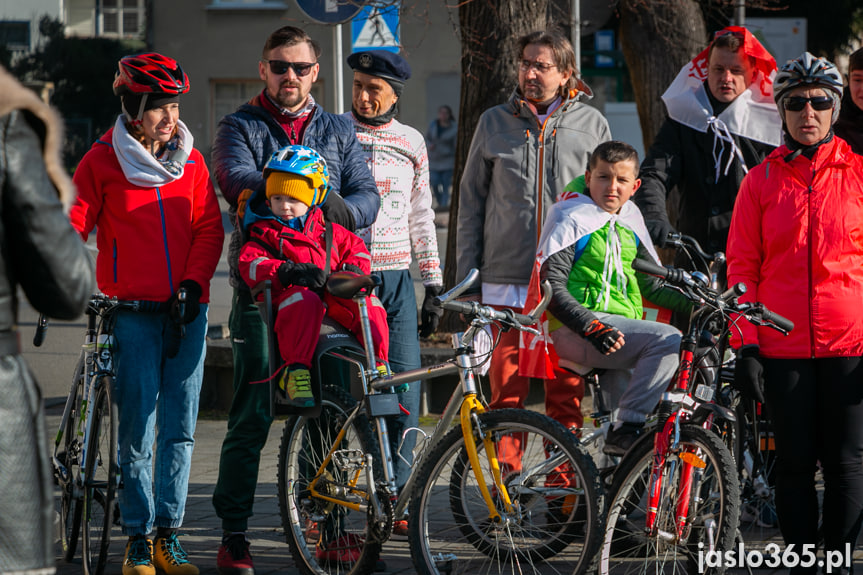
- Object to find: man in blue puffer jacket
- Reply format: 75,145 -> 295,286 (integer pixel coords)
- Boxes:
211,25 -> 379,575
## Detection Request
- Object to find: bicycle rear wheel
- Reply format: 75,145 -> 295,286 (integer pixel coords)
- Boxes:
733,397 -> 779,548
58,354 -> 86,562
408,409 -> 603,575
278,385 -> 383,575
81,376 -> 118,575
598,424 -> 739,575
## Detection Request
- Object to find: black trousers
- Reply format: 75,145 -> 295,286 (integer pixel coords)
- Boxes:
763,356 -> 863,574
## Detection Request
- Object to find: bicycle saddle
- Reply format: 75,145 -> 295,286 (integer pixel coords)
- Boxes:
326,271 -> 381,299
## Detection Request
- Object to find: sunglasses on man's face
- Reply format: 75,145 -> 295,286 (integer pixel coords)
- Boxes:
262,59 -> 316,77
784,95 -> 833,112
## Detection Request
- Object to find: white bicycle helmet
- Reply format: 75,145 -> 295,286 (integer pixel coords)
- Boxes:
773,52 -> 843,123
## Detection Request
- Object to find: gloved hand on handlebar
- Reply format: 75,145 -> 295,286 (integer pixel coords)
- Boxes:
419,285 -> 444,338
278,262 -> 327,289
733,345 -> 766,404
582,319 -> 624,355
168,280 -> 202,325
645,219 -> 676,248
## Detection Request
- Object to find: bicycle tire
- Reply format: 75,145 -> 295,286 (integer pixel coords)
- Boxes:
732,397 -> 779,548
408,408 -> 604,575
81,376 -> 118,575
59,352 -> 86,562
278,385 -> 384,575
598,424 -> 740,575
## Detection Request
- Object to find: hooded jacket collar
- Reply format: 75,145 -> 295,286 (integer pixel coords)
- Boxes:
111,115 -> 193,187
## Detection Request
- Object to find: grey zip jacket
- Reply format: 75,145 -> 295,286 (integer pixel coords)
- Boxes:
457,88 -> 611,291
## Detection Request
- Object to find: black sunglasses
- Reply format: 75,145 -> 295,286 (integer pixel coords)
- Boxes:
262,59 -> 316,77
784,96 -> 833,112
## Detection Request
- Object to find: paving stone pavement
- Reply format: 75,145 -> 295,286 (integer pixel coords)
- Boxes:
47,411 -> 863,575
48,417 -> 418,575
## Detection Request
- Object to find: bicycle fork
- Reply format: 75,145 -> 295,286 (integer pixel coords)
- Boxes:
646,411 -> 709,545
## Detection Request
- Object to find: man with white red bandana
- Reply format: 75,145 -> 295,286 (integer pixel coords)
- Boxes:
635,26 -> 781,255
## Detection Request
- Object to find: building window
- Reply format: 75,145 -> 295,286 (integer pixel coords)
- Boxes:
101,0 -> 144,38
0,21 -> 30,51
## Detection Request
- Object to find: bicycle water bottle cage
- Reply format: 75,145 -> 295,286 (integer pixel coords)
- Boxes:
327,271 -> 381,299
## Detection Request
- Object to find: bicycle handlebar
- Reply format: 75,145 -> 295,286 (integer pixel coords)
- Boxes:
631,258 -> 794,334
665,232 -> 726,266
631,257 -> 687,284
33,315 -> 49,347
751,304 -> 796,333
434,268 -> 552,331
34,294 -> 164,347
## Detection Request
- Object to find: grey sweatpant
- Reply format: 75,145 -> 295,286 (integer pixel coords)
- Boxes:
550,312 -> 681,424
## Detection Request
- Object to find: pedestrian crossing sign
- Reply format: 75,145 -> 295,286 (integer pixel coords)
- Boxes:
351,4 -> 400,53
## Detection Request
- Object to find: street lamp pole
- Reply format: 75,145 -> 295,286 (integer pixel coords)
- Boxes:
571,0 -> 581,69
333,24 -> 344,114
734,0 -> 746,27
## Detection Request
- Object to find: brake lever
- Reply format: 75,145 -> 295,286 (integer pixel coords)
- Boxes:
177,287 -> 187,339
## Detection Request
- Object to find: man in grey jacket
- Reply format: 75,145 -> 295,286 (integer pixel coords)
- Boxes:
456,28 -> 611,432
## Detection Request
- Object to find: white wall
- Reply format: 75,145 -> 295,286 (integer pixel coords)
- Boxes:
605,102 -> 645,161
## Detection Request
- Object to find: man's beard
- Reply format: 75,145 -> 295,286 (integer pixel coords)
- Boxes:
520,82 -> 546,103
272,81 -> 308,110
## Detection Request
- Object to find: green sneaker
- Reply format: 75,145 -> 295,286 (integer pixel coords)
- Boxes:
279,367 -> 315,408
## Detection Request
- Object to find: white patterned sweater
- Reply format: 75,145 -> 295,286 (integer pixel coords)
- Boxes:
347,113 -> 443,286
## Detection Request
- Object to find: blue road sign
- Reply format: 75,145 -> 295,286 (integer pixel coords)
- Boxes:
351,3 -> 400,53
295,0 -> 364,24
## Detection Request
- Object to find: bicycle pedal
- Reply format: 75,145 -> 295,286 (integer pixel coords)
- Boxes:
332,449 -> 365,471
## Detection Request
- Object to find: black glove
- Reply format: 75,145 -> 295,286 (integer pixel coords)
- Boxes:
320,192 -> 356,232
168,280 -> 202,325
645,219 -> 676,248
278,261 -> 327,289
419,285 -> 444,338
342,264 -> 364,275
582,319 -> 624,355
733,346 -> 766,404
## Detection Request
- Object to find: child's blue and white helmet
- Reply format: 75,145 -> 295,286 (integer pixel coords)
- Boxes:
263,145 -> 330,207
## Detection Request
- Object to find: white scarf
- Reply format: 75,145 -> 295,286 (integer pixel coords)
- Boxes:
112,115 -> 194,187
536,192 -> 661,283
662,77 -> 781,183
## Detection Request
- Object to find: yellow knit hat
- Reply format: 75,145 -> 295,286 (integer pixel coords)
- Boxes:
266,172 -> 316,207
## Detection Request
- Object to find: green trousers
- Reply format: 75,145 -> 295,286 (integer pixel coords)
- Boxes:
212,288 -> 272,532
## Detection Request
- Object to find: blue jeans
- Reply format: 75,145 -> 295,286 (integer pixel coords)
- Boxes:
429,169 -> 452,208
112,306 -> 208,536
375,270 -> 421,492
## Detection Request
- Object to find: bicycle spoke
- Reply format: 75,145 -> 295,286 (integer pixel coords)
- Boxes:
278,385 -> 384,575
81,378 -> 118,575
410,409 -> 602,575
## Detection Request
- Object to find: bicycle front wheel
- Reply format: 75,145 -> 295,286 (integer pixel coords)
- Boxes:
81,376 -> 118,575
278,385 -> 384,575
58,353 -> 86,562
598,424 -> 740,575
409,409 -> 603,575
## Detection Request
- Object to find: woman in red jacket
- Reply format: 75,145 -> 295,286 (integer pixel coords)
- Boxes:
70,53 -> 224,575
728,53 -> 863,574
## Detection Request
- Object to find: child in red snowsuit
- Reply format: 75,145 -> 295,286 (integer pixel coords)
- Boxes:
238,145 -> 389,408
